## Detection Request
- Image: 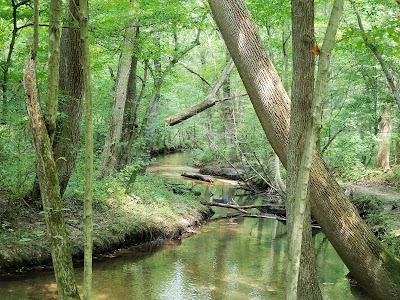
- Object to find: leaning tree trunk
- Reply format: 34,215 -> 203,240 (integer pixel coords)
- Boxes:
207,0 -> 400,299
24,56 -> 80,300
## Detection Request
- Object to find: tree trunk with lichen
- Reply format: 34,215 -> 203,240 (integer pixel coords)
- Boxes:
23,56 -> 80,300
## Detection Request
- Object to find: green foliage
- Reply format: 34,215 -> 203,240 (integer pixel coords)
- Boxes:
0,125 -> 35,196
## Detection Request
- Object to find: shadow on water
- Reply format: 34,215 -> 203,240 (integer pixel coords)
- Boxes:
0,153 -> 371,300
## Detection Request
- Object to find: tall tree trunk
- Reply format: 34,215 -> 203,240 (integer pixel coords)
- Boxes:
116,39 -> 140,171
286,0 -> 322,298
79,0 -> 94,297
143,31 -> 162,152
24,57 -> 80,300
207,0 -> 400,299
26,0 -> 85,206
100,18 -> 138,178
376,107 -> 393,172
54,0 -> 84,196
45,0 -> 62,141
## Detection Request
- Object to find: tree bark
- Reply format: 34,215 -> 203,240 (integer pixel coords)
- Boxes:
166,59 -> 235,126
100,18 -> 138,178
45,0 -> 63,141
207,0 -> 400,299
116,35 -> 140,171
286,0 -> 322,298
24,56 -> 80,300
79,0 -> 94,298
26,0 -> 85,205
54,0 -> 84,196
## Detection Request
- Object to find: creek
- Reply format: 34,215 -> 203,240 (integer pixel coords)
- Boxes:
0,153 -> 370,299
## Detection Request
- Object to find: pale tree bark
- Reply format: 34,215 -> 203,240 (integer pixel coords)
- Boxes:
116,40 -> 140,171
79,0 -> 94,297
286,0 -> 322,298
100,10 -> 139,178
351,0 -> 400,107
24,57 -> 80,300
376,107 -> 393,172
207,0 -> 400,299
315,0 -> 345,142
166,59 -> 235,126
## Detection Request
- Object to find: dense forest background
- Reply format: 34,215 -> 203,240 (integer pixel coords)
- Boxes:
0,0 -> 399,299
0,0 -> 399,200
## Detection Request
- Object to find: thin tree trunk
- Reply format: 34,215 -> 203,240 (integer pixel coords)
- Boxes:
286,0 -> 322,298
24,56 -> 80,300
2,0 -> 29,117
79,0 -> 94,297
32,0 -> 39,59
315,0 -> 345,147
207,0 -> 400,299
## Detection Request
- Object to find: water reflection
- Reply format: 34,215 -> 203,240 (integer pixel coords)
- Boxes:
0,218 -> 370,300
0,153 -> 371,299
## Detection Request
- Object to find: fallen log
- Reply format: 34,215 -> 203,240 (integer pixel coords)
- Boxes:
181,173 -> 214,183
201,201 -> 320,228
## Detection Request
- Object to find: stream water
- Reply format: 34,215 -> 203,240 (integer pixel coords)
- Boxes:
0,153 -> 371,300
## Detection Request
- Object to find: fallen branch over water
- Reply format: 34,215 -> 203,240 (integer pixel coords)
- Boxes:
201,201 -> 321,229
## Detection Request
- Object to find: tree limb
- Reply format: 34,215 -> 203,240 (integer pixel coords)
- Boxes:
177,61 -> 212,87
321,124 -> 347,154
166,59 -> 235,126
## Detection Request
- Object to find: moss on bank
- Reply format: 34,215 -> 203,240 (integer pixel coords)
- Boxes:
0,173 -> 212,274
